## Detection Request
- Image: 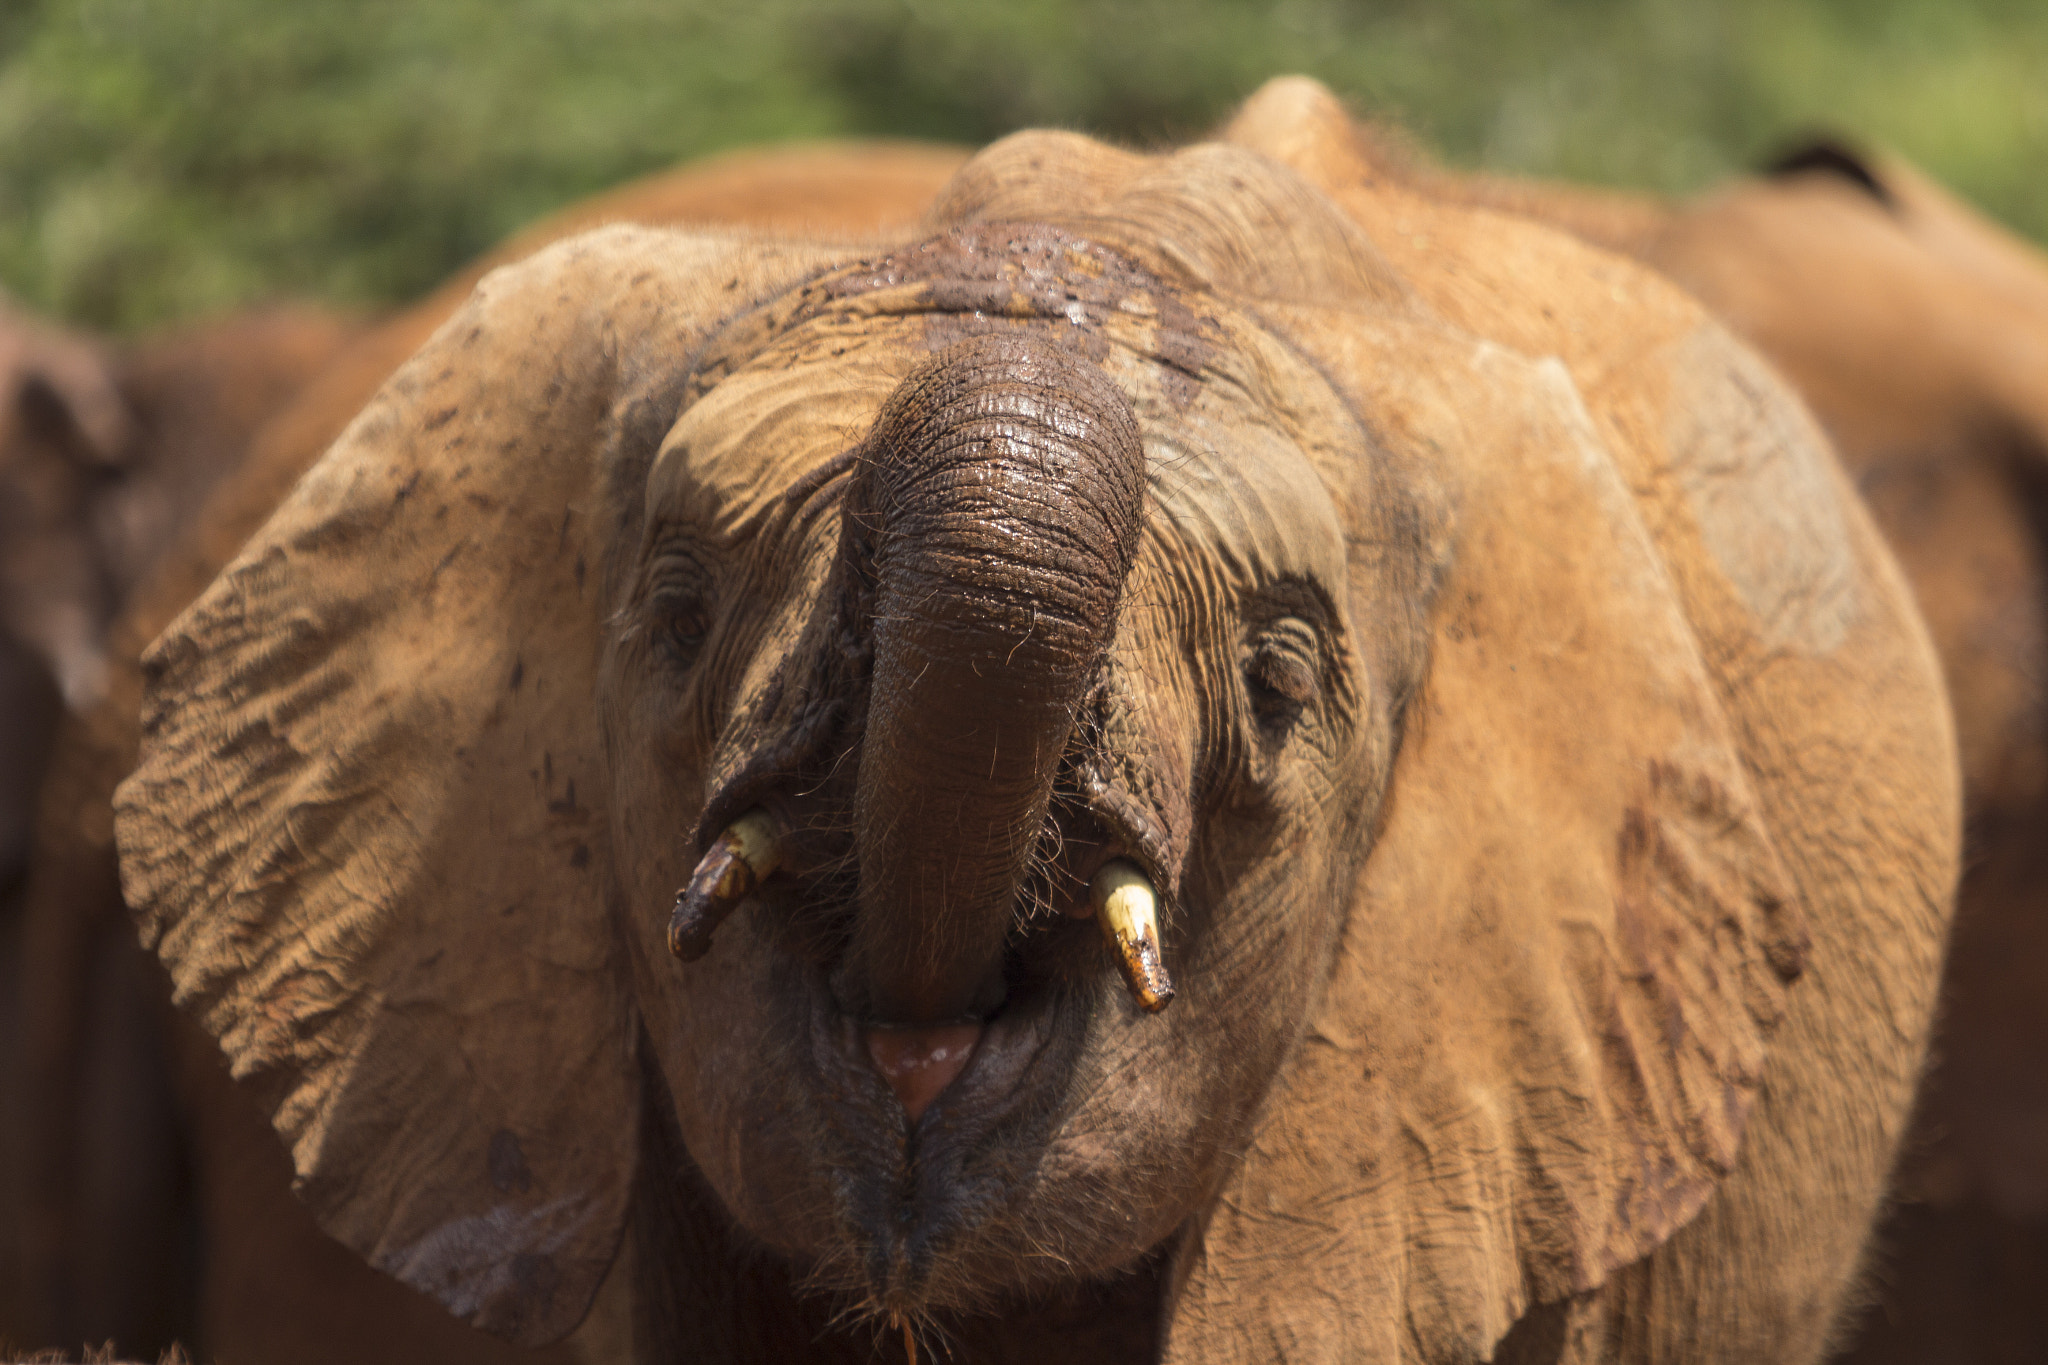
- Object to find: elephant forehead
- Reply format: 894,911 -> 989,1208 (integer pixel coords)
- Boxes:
1137,362 -> 1353,596
643,224 -> 1219,535
644,335 -> 909,539
644,296 -> 1358,585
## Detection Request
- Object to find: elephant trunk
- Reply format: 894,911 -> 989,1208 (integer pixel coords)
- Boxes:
844,332 -> 1145,1024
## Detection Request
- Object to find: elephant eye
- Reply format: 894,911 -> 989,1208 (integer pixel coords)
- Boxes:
643,543 -> 717,672
1246,637 -> 1320,736
651,588 -> 712,669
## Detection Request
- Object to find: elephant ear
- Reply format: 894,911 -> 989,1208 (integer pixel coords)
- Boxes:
114,226 -> 848,1344
1168,337 -> 1810,1360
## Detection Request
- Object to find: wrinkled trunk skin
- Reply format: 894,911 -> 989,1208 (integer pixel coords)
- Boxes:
844,332 -> 1144,1023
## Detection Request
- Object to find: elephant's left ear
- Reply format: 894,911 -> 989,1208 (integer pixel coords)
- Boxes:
1169,335 -> 1817,1359
114,227 -> 846,1345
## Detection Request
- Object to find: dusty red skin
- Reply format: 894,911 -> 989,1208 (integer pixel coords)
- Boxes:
864,1024 -> 985,1122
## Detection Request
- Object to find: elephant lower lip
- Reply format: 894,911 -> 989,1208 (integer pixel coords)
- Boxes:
864,1022 -> 984,1121
784,972 -> 1089,1295
804,967 -> 1076,1148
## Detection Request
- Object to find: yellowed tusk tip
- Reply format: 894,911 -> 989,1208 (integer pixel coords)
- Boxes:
1089,858 -> 1176,1013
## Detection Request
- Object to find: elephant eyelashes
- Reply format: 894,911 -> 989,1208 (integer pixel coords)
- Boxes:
648,583 -> 713,670
642,542 -> 720,670
1245,634 -> 1320,735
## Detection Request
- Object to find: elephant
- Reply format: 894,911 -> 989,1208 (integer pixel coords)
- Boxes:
101,81 -> 1955,1363
1263,87 -> 2048,1363
0,293 -> 361,727
0,296 -> 359,1349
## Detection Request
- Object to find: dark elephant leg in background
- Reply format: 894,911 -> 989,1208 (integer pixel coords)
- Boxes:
0,631 -> 59,902
13,757 -> 195,1359
1830,814 -> 2048,1365
0,898 -> 23,1350
67,917 -> 195,1354
8,636 -> 195,1357
0,630 -> 62,1344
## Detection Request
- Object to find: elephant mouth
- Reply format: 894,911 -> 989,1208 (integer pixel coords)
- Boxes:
805,952 -> 1082,1138
863,1021 -> 985,1124
657,686 -> 1194,1315
783,813 -> 1137,1125
786,903 -> 1101,1304
681,790 -> 1159,1305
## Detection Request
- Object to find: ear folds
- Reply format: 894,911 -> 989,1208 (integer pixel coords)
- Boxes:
114,228 -> 849,1344
1168,341 -> 1808,1360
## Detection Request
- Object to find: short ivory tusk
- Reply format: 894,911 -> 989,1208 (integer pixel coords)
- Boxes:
1090,859 -> 1175,1013
668,809 -> 782,962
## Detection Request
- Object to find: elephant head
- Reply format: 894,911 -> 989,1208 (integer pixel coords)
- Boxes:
118,129 -> 1896,1360
1,299 -> 355,900
0,297 -> 132,892
0,295 -> 134,714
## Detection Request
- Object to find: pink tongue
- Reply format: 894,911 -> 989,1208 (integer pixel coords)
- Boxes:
864,1023 -> 984,1123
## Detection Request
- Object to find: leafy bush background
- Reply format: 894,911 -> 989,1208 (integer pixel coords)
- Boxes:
2,0 -> 2043,330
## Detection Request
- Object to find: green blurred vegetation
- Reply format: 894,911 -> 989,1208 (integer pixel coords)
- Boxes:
2,0 -> 2044,330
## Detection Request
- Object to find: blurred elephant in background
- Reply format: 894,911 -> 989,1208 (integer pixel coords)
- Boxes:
0,296 -> 359,1351
0,294 -> 359,880
1288,93 -> 2048,1363
102,85 -> 1955,1363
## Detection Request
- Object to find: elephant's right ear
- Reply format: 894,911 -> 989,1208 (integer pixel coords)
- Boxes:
114,227 -> 846,1345
1169,331 -> 1822,1361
